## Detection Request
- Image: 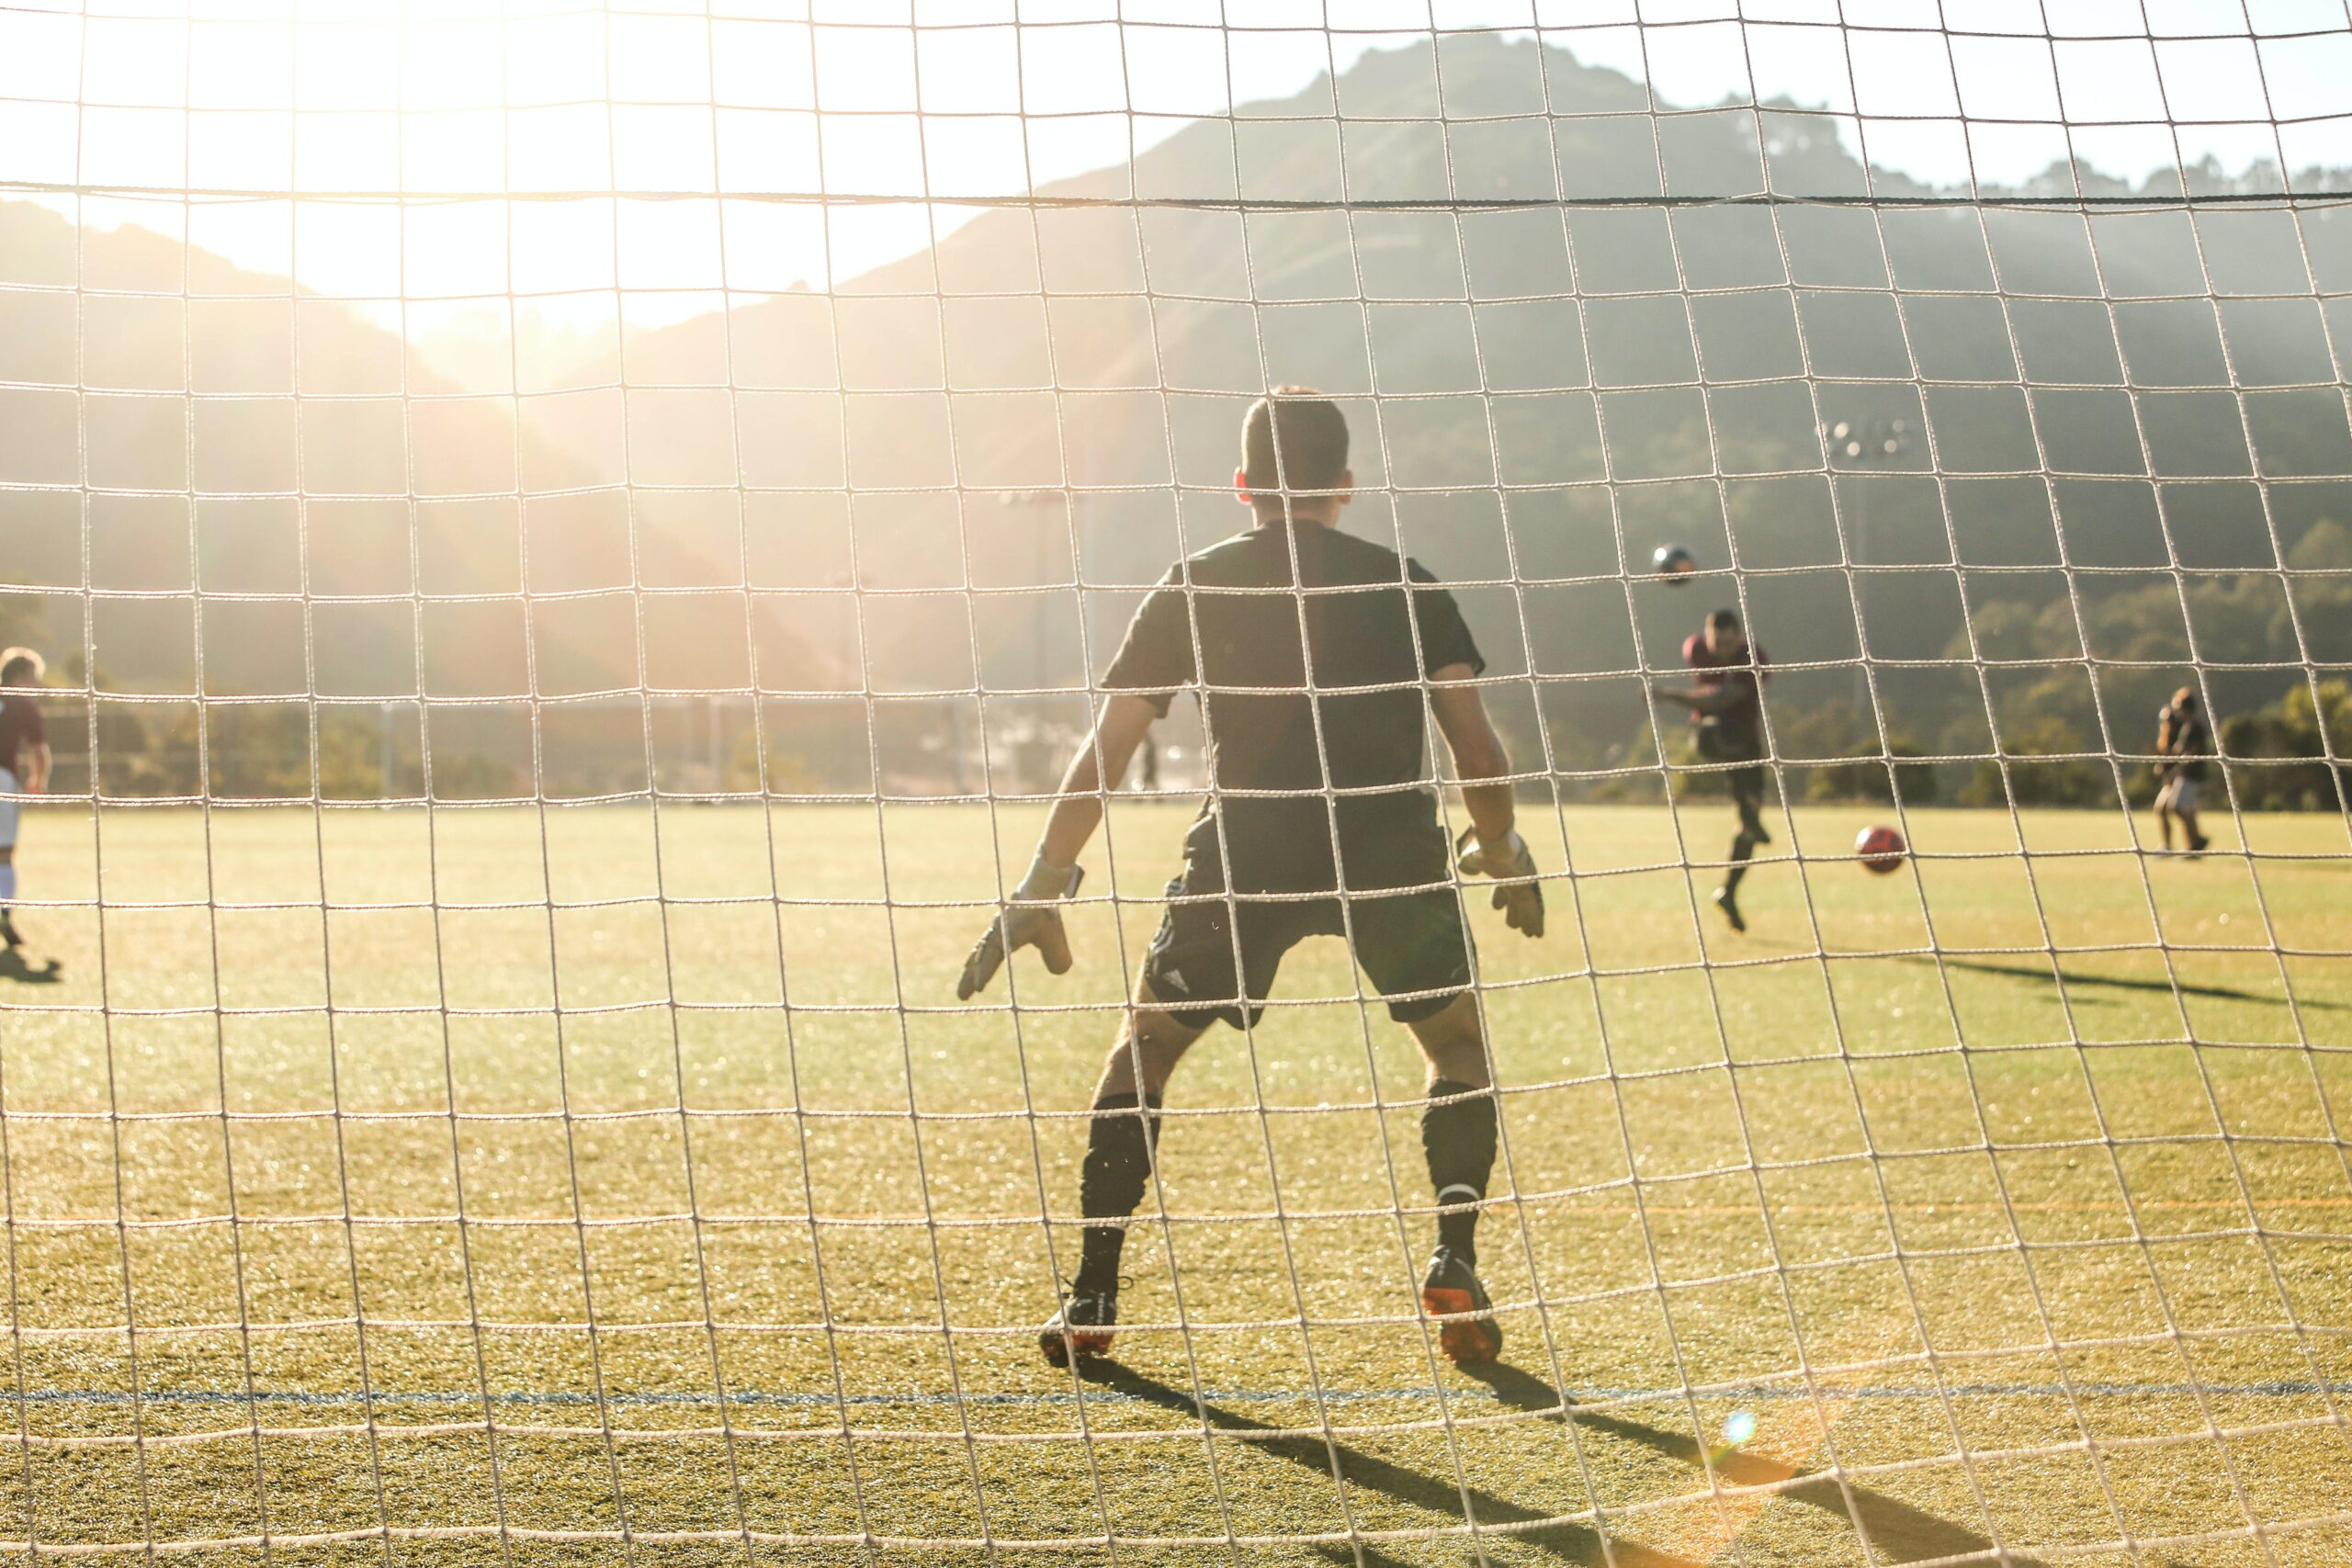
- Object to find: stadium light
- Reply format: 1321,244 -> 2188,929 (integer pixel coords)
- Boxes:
1821,417 -> 1913,713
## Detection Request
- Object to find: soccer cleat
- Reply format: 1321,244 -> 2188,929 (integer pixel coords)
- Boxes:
2188,834 -> 2212,856
1420,1247 -> 1502,1366
1039,1288 -> 1117,1367
0,912 -> 20,951
1713,886 -> 1746,933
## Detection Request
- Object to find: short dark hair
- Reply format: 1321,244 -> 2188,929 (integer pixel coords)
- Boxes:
1240,388 -> 1349,496
0,648 -> 40,686
1707,609 -> 1741,632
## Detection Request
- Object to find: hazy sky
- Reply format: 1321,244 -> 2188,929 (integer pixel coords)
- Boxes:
5,0 -> 2350,331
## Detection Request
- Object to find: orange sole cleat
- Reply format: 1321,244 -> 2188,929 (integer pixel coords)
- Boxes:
1038,1292 -> 1117,1367
1421,1284 -> 1502,1365
1039,1323 -> 1114,1368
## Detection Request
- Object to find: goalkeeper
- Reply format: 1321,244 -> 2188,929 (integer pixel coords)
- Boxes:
957,389 -> 1544,1369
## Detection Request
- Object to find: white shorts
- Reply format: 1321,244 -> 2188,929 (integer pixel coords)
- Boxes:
0,767 -> 16,849
2155,773 -> 2201,815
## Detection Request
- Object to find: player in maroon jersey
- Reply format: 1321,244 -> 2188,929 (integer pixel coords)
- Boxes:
1651,610 -> 1772,931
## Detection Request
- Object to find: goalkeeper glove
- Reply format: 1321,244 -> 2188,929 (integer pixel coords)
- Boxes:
1456,827 -> 1545,939
957,856 -> 1085,1000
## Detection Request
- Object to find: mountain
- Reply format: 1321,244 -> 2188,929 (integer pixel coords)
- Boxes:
0,200 -> 841,795
6,32 -> 2347,799
558,33 -> 2352,784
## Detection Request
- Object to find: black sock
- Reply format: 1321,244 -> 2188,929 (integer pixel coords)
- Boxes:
1075,1091 -> 1161,1295
1422,1078 -> 1498,1267
1724,832 -> 1757,895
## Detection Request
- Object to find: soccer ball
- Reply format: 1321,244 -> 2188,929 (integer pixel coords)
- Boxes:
1855,825 -> 1906,874
1653,543 -> 1697,582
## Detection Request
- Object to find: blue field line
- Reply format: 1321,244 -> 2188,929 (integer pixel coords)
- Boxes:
6,1380 -> 2351,1414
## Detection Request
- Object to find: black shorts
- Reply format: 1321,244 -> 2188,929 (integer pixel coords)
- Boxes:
1695,725 -> 1765,805
1140,829 -> 1474,1032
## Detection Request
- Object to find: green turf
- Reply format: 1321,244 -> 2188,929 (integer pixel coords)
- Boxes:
0,798 -> 2347,1566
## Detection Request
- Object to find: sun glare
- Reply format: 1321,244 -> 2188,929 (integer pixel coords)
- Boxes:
6,0 -> 2350,331
6,1 -> 1387,323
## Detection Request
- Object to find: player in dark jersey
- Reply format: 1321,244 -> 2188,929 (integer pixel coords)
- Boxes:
1651,609 -> 1771,932
956,389 -> 1544,1368
0,648 -> 51,953
2154,686 -> 2214,855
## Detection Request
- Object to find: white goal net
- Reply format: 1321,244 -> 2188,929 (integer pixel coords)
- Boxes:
1,3 -> 2348,1562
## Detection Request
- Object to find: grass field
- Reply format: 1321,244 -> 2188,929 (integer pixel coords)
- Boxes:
0,796 -> 2346,1565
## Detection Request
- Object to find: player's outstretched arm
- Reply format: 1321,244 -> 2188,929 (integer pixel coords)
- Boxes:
1650,681 -> 1735,716
956,693 -> 1160,999
1429,665 -> 1544,939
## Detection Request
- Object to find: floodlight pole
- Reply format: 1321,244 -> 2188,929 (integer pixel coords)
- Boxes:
998,488 -> 1069,794
998,490 -> 1065,674
1823,417 -> 1911,715
709,692 -> 723,795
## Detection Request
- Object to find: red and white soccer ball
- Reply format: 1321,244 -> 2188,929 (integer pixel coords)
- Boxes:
1855,825 -> 1907,874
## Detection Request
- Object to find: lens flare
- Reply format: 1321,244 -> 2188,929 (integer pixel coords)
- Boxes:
1723,1409 -> 1758,1446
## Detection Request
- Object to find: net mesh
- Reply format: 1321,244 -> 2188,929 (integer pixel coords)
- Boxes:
1,3 -> 2349,1562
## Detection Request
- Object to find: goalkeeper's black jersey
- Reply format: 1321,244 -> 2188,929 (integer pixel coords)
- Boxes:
1102,520 -> 1483,891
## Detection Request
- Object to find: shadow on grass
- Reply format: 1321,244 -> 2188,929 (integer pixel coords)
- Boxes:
1462,1362 -> 2044,1568
1078,1359 -> 1702,1567
1074,1359 -> 2041,1567
1906,953 -> 2342,1010
0,949 -> 62,985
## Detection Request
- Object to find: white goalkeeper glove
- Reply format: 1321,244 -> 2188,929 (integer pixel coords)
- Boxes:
957,856 -> 1085,1000
1456,827 -> 1545,939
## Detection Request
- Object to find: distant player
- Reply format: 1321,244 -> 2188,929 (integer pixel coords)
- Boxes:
2153,686 -> 2213,855
0,648 -> 51,953
957,389 -> 1545,1367
1651,609 -> 1772,932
